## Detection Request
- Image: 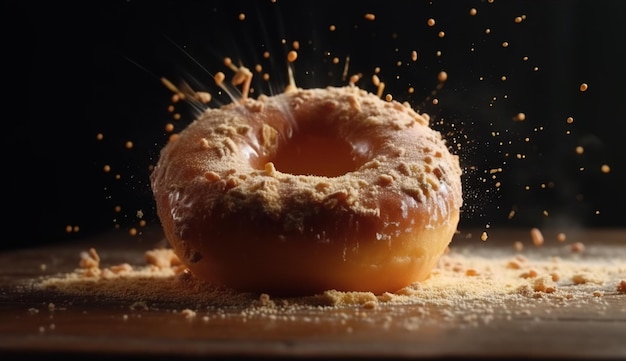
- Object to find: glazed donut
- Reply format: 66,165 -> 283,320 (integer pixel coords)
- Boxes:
150,85 -> 463,295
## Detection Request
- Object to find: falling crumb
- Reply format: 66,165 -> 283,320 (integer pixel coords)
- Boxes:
195,91 -> 212,104
557,233 -> 567,242
364,13 -> 375,21
570,242 -> 585,253
481,231 -> 488,241
427,18 -> 435,27
469,8 -> 477,16
508,210 -> 516,219
238,13 -> 245,21
530,227 -> 544,247
579,83 -> 588,92
287,50 -> 298,63
214,72 -> 226,85
372,74 -> 380,86
514,112 -> 526,121
437,71 -> 448,83
160,77 -> 179,94
513,241 -> 524,252
600,164 -> 611,174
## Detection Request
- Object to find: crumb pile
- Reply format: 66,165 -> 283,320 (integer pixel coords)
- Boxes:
35,234 -> 625,327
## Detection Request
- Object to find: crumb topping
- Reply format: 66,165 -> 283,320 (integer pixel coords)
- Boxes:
152,86 -> 462,240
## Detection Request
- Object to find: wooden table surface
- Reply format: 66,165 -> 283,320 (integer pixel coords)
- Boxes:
1,227 -> 625,360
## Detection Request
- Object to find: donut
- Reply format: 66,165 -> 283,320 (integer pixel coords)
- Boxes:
150,85 -> 463,295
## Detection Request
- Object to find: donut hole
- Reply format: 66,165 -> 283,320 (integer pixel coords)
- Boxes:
271,130 -> 368,177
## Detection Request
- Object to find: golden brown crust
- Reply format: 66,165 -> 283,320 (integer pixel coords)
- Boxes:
150,85 -> 463,295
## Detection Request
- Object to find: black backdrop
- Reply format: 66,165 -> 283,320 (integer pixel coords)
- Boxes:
4,0 -> 626,250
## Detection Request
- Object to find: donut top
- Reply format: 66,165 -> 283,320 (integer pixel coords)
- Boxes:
151,85 -> 462,245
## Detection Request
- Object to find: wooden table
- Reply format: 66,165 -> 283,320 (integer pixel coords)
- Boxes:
1,227 -> 625,360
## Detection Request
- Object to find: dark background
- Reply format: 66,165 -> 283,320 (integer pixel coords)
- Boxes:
4,0 -> 626,250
